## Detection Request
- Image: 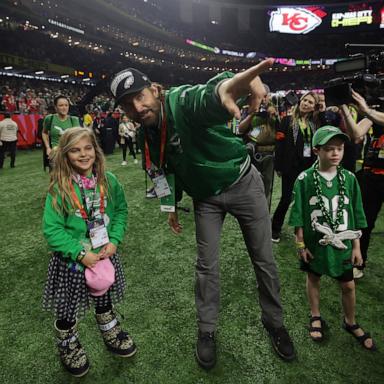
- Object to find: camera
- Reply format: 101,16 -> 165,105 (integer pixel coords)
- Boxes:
272,90 -> 299,113
324,48 -> 384,106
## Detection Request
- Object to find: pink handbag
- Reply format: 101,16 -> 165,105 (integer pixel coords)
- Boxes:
85,258 -> 115,296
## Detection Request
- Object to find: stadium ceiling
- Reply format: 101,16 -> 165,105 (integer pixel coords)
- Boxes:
182,0 -> 368,4
175,0 -> 368,5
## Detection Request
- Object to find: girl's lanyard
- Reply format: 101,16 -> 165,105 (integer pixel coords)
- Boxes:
299,119 -> 312,158
144,104 -> 172,198
70,180 -> 109,249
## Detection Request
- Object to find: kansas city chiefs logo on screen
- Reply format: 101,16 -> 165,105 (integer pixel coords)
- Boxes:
270,7 -> 326,34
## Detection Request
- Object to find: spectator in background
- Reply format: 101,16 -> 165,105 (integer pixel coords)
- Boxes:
99,112 -> 118,155
92,109 -> 102,143
42,95 -> 80,164
317,93 -> 326,112
18,92 -> 28,114
83,107 -> 93,129
118,114 -> 138,165
0,112 -> 19,168
36,92 -> 48,114
1,88 -> 17,113
272,91 -> 320,242
238,84 -> 279,208
340,90 -> 384,279
26,90 -> 39,114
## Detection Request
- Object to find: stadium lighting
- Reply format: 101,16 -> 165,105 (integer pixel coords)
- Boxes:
35,70 -> 44,74
4,66 -> 13,70
60,74 -> 69,78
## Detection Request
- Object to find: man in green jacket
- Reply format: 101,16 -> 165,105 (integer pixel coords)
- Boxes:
110,59 -> 295,368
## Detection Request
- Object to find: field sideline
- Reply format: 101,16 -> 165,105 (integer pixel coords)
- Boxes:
0,148 -> 383,384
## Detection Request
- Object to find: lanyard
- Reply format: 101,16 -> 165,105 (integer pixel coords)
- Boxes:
144,103 -> 167,171
298,119 -> 311,142
70,181 -> 105,221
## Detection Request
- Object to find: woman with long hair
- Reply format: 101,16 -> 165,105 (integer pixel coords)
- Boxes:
272,91 -> 320,242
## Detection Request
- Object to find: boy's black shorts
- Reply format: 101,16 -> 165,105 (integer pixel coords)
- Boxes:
300,262 -> 354,282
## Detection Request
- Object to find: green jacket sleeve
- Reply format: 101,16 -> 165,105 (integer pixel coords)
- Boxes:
42,193 -> 83,261
167,72 -> 236,127
106,172 -> 128,246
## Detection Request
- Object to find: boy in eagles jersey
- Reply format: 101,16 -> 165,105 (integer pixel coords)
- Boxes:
289,126 -> 376,351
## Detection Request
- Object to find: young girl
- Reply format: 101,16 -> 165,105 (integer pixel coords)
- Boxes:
42,127 -> 136,377
289,125 -> 376,351
119,115 -> 138,165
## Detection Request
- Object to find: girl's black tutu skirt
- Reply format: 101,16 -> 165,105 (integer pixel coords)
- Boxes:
43,252 -> 126,323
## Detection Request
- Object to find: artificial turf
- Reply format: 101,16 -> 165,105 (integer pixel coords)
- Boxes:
0,148 -> 383,384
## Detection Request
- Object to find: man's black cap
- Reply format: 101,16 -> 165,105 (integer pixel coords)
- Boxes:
110,68 -> 151,105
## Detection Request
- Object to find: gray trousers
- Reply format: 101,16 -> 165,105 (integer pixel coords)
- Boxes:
193,166 -> 283,333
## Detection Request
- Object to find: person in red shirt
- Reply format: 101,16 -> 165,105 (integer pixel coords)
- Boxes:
27,91 -> 39,114
2,89 -> 17,113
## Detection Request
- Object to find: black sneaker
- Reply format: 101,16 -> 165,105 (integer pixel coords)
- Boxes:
195,331 -> 216,370
271,230 -> 281,243
266,325 -> 295,361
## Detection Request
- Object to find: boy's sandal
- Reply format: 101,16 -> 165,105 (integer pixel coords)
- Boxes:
342,319 -> 377,351
309,315 -> 325,342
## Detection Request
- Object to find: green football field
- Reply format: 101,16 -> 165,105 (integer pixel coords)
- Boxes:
0,148 -> 383,384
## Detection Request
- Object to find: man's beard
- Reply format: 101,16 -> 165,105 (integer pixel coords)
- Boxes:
138,109 -> 159,129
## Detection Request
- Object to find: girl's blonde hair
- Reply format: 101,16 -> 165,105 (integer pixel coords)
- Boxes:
48,127 -> 108,213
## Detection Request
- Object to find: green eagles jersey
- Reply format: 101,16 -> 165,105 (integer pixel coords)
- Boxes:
43,114 -> 80,147
289,166 -> 367,277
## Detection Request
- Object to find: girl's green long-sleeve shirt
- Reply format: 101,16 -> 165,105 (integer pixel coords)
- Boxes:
43,172 -> 128,261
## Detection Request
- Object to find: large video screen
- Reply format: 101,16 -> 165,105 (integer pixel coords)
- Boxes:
268,1 -> 384,34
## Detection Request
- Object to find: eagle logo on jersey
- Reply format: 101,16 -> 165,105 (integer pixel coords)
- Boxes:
312,220 -> 361,250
